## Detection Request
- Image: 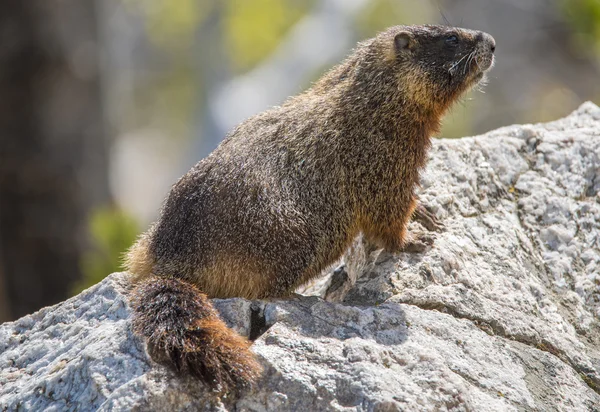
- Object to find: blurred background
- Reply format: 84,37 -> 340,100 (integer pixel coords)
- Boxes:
0,0 -> 599,321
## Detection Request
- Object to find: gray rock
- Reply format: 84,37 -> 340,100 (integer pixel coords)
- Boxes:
1,103 -> 599,411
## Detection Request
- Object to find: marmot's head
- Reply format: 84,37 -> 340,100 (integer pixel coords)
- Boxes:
349,25 -> 495,114
396,25 -> 494,104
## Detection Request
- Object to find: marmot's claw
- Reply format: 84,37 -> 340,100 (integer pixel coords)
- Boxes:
413,203 -> 444,232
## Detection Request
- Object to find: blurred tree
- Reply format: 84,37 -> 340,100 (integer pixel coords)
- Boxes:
0,261 -> 8,320
0,1 -> 110,320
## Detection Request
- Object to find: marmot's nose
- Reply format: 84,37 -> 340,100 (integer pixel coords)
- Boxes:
476,31 -> 496,53
483,32 -> 496,53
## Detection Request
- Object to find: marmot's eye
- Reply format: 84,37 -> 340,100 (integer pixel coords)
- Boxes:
445,35 -> 459,46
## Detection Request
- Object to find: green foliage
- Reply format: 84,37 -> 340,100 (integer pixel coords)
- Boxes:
356,0 -> 409,37
127,0 -> 313,73
73,207 -> 140,293
561,0 -> 600,55
124,0 -> 214,51
223,0 -> 314,72
355,0 -> 434,38
132,66 -> 196,137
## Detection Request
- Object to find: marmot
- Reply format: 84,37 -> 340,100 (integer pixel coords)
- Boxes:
126,25 -> 495,392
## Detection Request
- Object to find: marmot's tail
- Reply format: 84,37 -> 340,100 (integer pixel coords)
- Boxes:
130,276 -> 262,392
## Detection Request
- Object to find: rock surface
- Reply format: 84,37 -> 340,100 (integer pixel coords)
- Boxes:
1,103 -> 600,411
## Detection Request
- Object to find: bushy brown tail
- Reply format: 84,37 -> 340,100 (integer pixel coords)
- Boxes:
130,276 -> 262,392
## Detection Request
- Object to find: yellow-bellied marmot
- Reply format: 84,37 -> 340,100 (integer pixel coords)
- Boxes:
126,25 -> 496,392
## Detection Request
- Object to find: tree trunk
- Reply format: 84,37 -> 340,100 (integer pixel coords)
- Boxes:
0,0 -> 110,320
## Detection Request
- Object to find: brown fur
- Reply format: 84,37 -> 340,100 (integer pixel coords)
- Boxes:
126,25 -> 495,391
131,277 -> 262,391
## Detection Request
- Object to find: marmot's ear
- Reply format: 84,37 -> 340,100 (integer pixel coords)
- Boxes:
394,31 -> 413,52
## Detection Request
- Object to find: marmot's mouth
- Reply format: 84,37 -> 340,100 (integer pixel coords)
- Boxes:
467,53 -> 494,81
479,54 -> 495,72
471,49 -> 494,73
